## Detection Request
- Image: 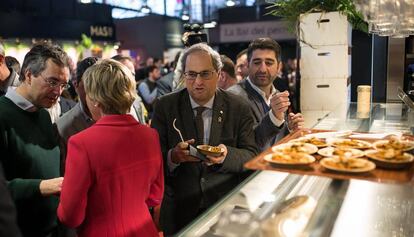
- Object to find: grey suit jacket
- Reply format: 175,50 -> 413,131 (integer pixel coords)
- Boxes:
151,88 -> 258,235
228,79 -> 289,151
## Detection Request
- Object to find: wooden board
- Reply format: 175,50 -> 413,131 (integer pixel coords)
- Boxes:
244,129 -> 414,184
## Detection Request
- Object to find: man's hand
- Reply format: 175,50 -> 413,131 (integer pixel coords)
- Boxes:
270,91 -> 290,121
171,139 -> 200,164
288,113 -> 305,132
39,177 -> 63,196
206,144 -> 228,165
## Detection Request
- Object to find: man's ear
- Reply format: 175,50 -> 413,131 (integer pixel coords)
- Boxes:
277,61 -> 283,74
24,69 -> 33,85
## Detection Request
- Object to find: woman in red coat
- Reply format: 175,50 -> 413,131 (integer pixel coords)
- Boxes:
58,59 -> 164,237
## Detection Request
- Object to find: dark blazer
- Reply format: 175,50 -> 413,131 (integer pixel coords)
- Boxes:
228,79 -> 289,151
59,97 -> 76,116
151,88 -> 258,235
156,71 -> 174,97
0,164 -> 21,237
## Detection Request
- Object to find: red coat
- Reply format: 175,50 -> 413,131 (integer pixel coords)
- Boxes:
58,114 -> 164,237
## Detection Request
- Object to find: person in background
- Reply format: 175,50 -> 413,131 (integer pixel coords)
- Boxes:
138,65 -> 161,117
0,43 -> 20,96
58,59 -> 164,237
235,49 -> 249,81
5,56 -> 21,75
151,43 -> 258,235
228,38 -> 304,151
112,55 -> 147,124
56,57 -> 98,171
0,42 -> 69,236
156,51 -> 181,97
217,55 -> 238,90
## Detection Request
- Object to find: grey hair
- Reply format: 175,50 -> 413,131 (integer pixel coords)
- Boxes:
179,43 -> 223,74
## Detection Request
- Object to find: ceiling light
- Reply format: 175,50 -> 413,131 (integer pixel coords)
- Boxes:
203,21 -> 217,29
182,14 -> 190,21
226,0 -> 236,7
80,0 -> 93,3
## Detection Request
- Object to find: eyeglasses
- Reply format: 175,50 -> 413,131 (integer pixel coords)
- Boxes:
40,74 -> 70,90
183,70 -> 216,80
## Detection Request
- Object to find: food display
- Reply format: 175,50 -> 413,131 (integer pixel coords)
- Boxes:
197,145 -> 224,157
264,152 -> 315,166
373,138 -> 414,151
272,143 -> 318,154
290,137 -> 328,147
317,147 -> 364,158
329,138 -> 372,149
320,157 -> 376,173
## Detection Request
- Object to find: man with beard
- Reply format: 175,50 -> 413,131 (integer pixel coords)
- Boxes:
228,38 -> 304,151
0,43 -> 69,236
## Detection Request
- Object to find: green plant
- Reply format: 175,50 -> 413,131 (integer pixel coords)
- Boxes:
267,0 -> 368,33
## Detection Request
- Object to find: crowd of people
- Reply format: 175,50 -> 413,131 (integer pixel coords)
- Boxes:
0,36 -> 304,237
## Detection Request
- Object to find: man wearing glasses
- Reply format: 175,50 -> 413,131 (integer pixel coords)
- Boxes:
229,37 -> 305,151
151,43 -> 258,235
0,42 -> 70,236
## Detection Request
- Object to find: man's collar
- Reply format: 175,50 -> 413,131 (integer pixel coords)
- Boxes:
5,86 -> 37,112
246,77 -> 276,103
189,94 -> 215,110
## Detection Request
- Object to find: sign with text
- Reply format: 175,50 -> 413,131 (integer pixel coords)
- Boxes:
220,21 -> 295,43
90,25 -> 114,39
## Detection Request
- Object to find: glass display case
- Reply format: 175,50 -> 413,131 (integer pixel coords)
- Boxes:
177,102 -> 414,237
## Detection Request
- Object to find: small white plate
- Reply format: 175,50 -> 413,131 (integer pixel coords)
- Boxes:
365,149 -> 414,169
272,143 -> 318,154
328,138 -> 372,149
318,147 -> 364,158
320,157 -> 375,173
264,153 -> 316,166
373,140 -> 414,152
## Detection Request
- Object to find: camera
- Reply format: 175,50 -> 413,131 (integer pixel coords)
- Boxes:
182,23 -> 208,47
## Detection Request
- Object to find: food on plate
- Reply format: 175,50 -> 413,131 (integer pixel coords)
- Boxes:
291,137 -> 328,147
330,139 -> 372,149
264,152 -> 315,165
373,137 -> 414,151
196,145 -> 224,156
320,157 -> 375,173
317,147 -> 364,158
365,149 -> 414,162
272,143 -> 318,154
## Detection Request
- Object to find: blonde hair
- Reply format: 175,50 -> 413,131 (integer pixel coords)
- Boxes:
83,59 -> 137,114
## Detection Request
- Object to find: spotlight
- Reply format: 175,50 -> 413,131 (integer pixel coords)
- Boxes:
226,0 -> 236,7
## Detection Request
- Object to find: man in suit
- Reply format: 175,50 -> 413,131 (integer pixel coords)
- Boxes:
151,43 -> 258,235
228,38 -> 304,151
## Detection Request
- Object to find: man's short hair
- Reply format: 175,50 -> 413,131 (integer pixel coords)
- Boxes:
147,65 -> 158,74
20,42 -> 70,81
111,55 -> 133,63
83,59 -> 137,115
76,57 -> 99,83
236,49 -> 247,60
220,55 -> 236,78
247,38 -> 282,63
179,43 -> 222,74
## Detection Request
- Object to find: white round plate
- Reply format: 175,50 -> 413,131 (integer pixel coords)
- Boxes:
328,138 -> 372,149
264,153 -> 316,166
317,147 -> 364,158
290,137 -> 328,148
365,149 -> 414,169
320,157 -> 376,173
272,143 -> 318,154
372,140 -> 414,152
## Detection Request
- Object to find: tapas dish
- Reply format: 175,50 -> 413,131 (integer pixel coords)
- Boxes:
272,143 -> 318,154
317,147 -> 364,158
320,157 -> 376,173
365,149 -> 414,169
329,138 -> 372,149
264,152 -> 315,166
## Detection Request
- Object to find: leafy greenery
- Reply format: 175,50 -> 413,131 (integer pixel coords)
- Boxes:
267,0 -> 368,33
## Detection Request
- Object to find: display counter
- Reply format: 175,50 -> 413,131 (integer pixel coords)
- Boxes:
177,102 -> 414,237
